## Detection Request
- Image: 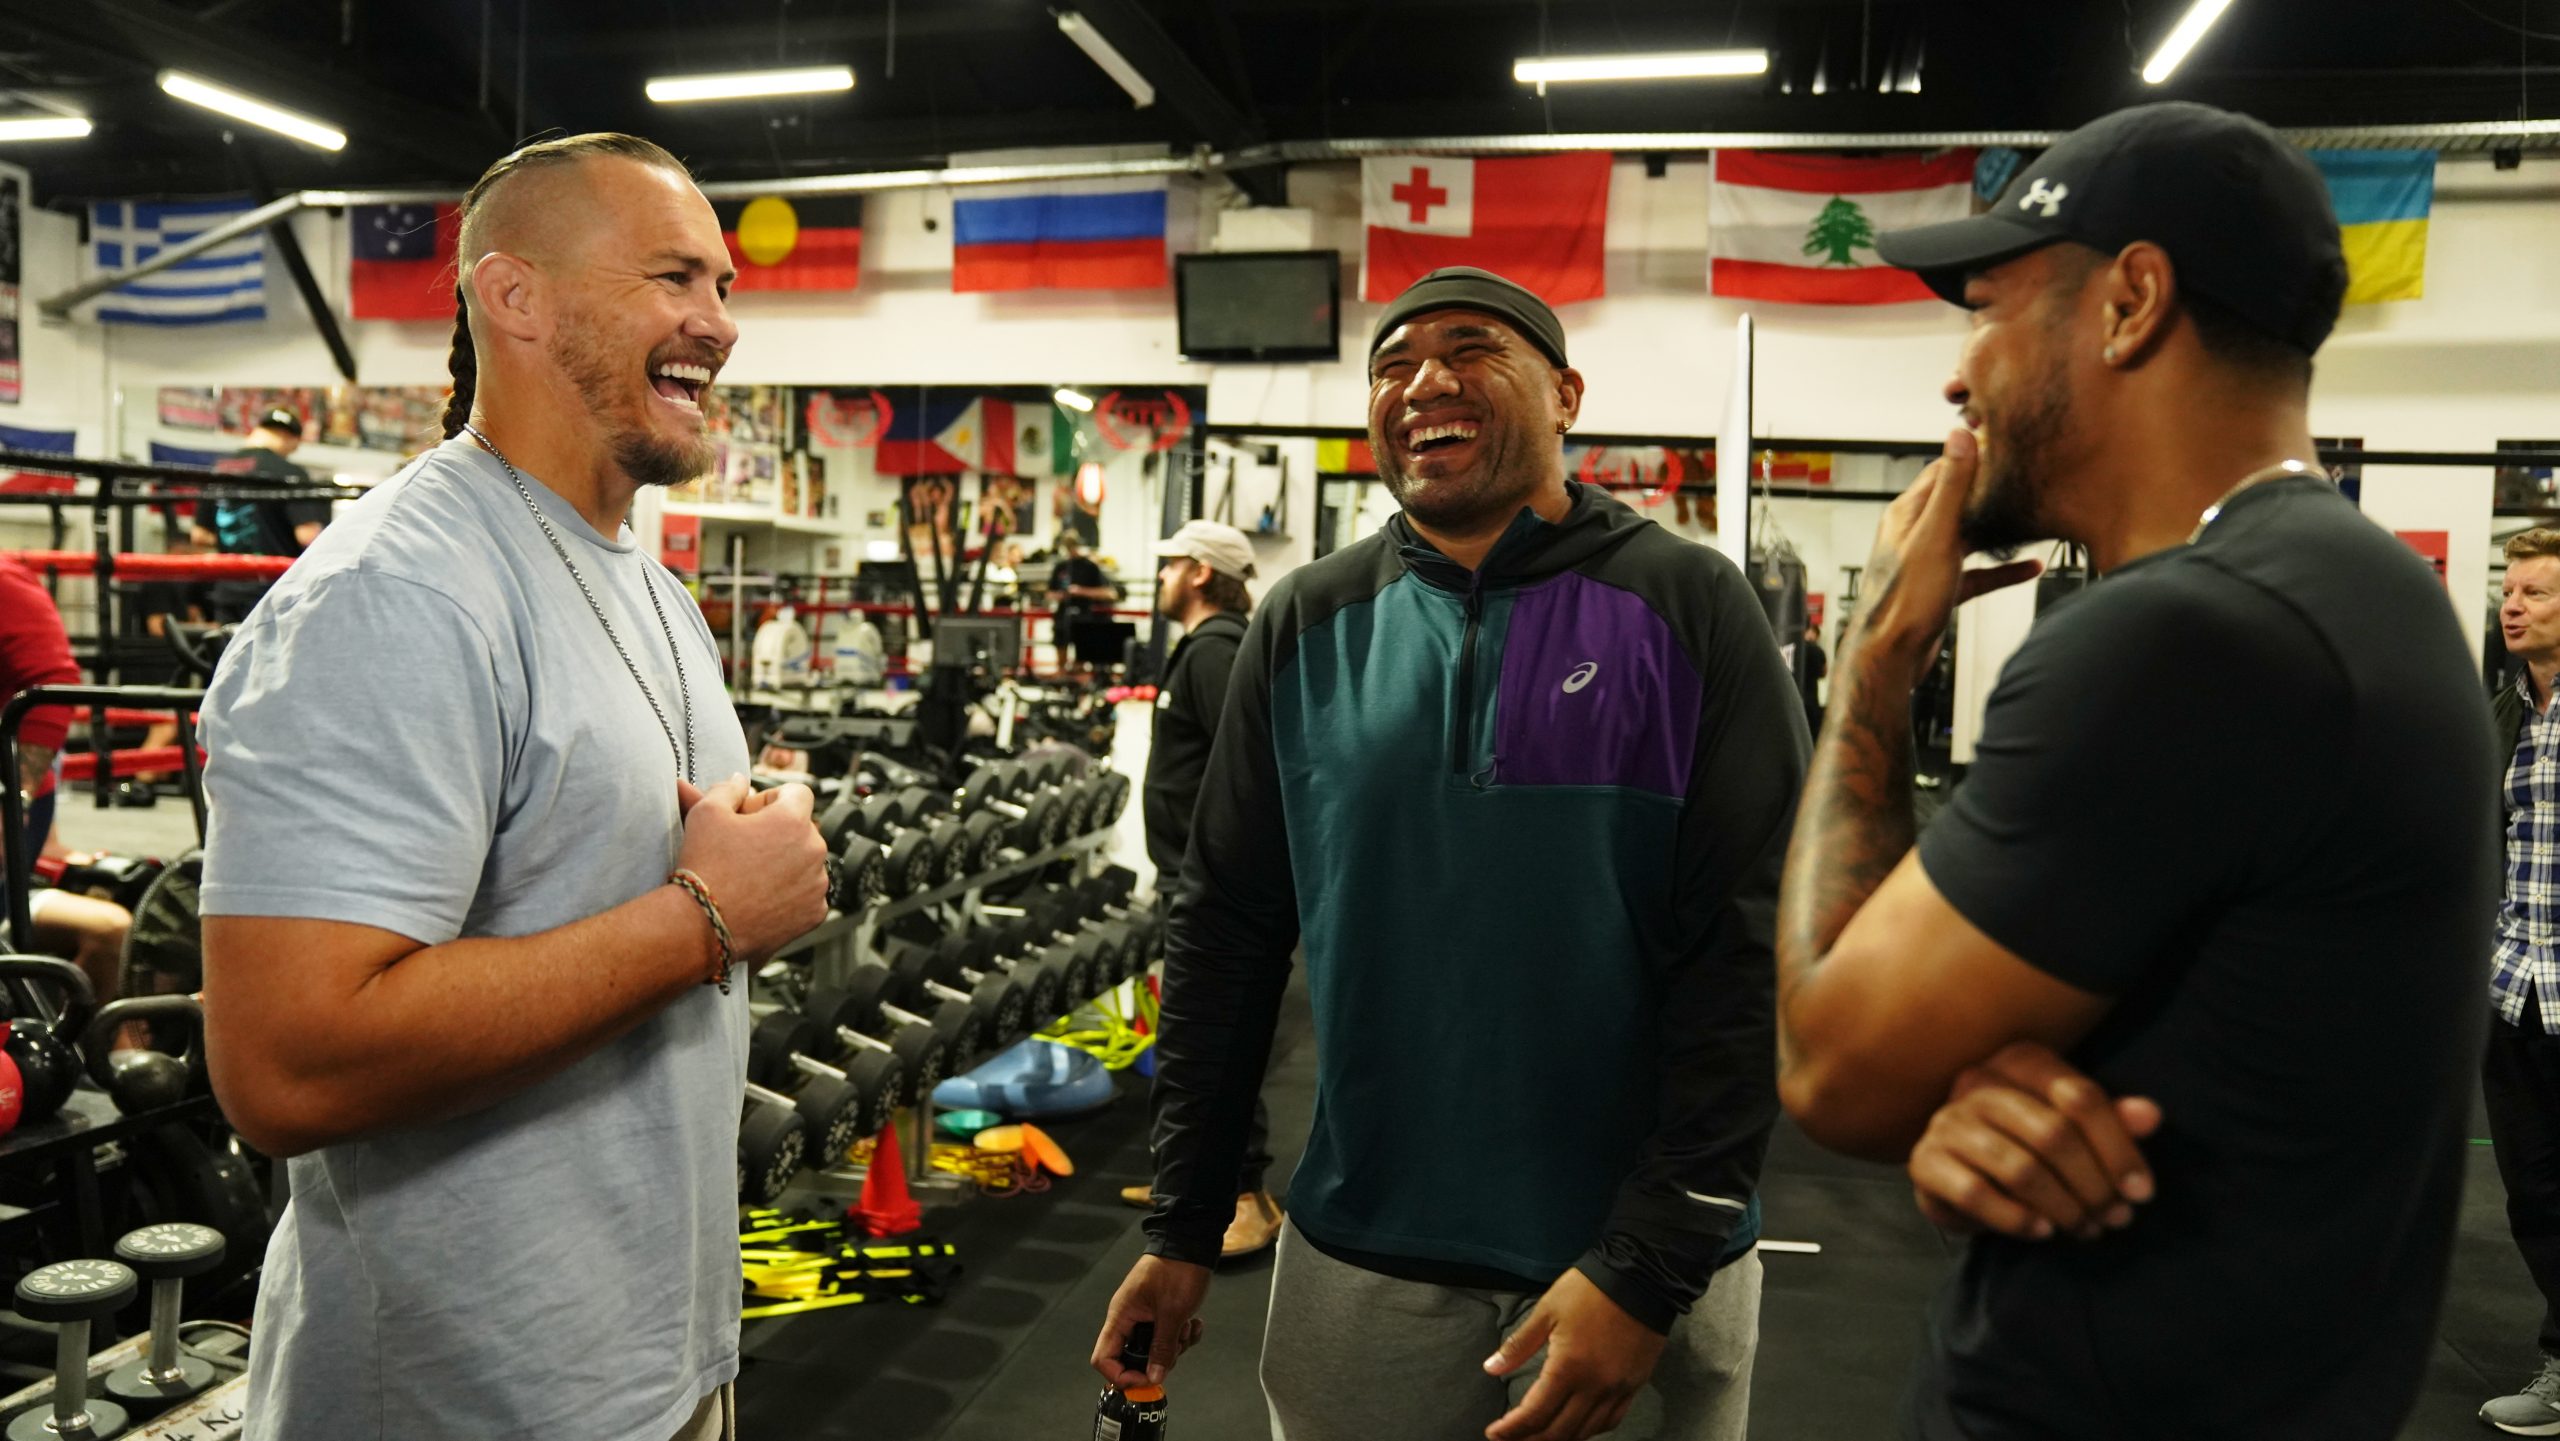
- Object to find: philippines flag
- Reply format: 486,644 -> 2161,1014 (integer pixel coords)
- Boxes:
88,198 -> 266,325
951,181 -> 1167,292
1360,153 -> 1610,305
349,202 -> 461,321
1709,150 -> 1976,305
877,394 -> 1018,474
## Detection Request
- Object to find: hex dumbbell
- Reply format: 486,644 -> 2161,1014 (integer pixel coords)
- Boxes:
807,971 -> 964,1104
104,1224 -> 225,1404
817,791 -> 948,896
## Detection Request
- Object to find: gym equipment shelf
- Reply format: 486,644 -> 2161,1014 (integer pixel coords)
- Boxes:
0,1090 -> 221,1261
0,1326 -> 246,1438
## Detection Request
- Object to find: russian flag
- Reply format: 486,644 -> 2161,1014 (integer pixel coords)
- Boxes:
951,180 -> 1167,292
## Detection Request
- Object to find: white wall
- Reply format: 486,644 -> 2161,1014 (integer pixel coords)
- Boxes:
10,151 -> 2557,586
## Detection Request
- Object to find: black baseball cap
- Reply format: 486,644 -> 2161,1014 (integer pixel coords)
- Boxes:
1875,102 -> 2348,355
256,405 -> 305,439
1369,266 -> 1569,369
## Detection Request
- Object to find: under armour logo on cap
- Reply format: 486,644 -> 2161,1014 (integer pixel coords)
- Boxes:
2020,179 -> 2069,218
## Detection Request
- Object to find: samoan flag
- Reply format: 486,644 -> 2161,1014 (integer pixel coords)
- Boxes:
951,180 -> 1167,292
89,198 -> 266,325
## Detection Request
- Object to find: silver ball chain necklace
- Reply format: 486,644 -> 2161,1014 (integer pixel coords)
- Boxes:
461,423 -> 697,784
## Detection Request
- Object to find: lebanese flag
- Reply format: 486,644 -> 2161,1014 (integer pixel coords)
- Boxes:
1709,150 -> 1976,304
1361,153 -> 1610,305
349,202 -> 460,321
716,195 -> 863,292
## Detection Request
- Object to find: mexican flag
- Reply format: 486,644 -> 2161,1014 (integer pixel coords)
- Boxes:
1709,150 -> 1976,304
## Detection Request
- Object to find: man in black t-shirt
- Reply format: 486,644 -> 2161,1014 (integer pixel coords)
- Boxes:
1773,103 -> 2496,1439
1046,529 -> 1116,669
205,406 -> 331,620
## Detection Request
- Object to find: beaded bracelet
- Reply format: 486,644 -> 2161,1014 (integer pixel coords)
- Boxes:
668,868 -> 735,994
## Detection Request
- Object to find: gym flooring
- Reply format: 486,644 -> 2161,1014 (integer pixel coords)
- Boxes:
62,795 -> 2548,1436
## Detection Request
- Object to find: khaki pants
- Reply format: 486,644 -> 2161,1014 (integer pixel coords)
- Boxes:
668,1383 -> 734,1441
1261,1223 -> 1760,1441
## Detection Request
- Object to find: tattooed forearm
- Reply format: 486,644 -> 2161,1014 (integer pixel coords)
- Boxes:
1775,634 -> 1921,1076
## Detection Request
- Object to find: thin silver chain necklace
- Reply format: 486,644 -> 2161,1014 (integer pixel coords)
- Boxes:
461,424 -> 696,783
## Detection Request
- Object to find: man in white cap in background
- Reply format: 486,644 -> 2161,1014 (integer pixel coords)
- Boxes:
1119,518 -> 1282,1257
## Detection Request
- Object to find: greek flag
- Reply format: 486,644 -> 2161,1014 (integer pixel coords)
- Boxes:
88,198 -> 266,325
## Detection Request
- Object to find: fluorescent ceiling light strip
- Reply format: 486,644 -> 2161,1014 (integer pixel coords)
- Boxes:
0,117 -> 93,142
1513,50 -> 1769,85
1054,388 -> 1096,412
1058,12 -> 1156,109
2142,0 -> 2238,84
158,71 -> 345,151
645,67 -> 856,104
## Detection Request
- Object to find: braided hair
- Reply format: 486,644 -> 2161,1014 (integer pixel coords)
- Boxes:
441,132 -> 691,441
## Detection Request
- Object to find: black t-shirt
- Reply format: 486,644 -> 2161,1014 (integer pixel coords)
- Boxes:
1142,609 -> 1246,878
1049,554 -> 1108,618
1910,475 -> 2498,1440
213,447 -> 329,557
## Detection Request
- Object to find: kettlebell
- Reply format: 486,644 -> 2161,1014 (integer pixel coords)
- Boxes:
0,1023 -> 24,1139
82,993 -> 203,1115
0,958 -> 94,1129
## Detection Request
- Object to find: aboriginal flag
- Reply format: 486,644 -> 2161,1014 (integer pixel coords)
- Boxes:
717,195 -> 864,292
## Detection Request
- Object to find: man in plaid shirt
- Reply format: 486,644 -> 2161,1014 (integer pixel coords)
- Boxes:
2485,526 -> 2560,1435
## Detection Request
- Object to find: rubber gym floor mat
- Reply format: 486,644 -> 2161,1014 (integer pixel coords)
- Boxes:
735,966 -> 1318,1440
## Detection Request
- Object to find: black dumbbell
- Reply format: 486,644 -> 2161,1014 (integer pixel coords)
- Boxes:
947,762 -> 1069,855
749,1010 -> 898,1159
11,1259 -> 135,1441
892,788 -> 1009,878
882,937 -> 1026,1054
807,972 -> 962,1105
832,832 -> 887,910
968,923 -> 1079,1028
739,1091 -> 807,1205
818,791 -> 949,896
104,1224 -> 224,1404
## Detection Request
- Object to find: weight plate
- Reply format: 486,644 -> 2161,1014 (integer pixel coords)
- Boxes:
120,849 -> 205,999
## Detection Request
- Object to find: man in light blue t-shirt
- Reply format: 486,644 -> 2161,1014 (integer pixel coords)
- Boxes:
199,134 -> 829,1441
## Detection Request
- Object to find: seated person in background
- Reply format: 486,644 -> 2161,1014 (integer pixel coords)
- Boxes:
0,557 -> 137,998
1775,102 -> 2495,1440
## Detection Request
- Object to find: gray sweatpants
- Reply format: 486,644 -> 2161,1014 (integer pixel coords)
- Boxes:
1260,1223 -> 1760,1441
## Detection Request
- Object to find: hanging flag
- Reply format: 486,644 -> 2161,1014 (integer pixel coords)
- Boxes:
0,423 -> 75,494
1708,150 -> 1976,305
717,195 -> 864,292
1360,153 -> 1610,305
2310,150 -> 2433,304
951,181 -> 1167,292
349,202 -> 460,321
877,393 -> 990,475
88,198 -> 266,325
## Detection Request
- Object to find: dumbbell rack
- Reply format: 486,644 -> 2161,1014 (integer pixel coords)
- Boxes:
0,1329 -> 246,1438
767,828 -> 1118,1199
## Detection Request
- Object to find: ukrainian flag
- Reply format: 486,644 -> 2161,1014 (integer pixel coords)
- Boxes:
2311,150 -> 2436,304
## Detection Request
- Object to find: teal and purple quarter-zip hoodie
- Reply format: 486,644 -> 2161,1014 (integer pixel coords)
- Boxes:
1145,481 -> 1810,1330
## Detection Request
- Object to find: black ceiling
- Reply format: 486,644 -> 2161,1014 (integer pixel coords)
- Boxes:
0,0 -> 2554,206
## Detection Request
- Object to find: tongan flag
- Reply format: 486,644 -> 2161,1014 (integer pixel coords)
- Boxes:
951,181 -> 1167,292
349,202 -> 460,321
1360,153 -> 1610,305
1709,150 -> 1976,305
717,195 -> 864,292
88,198 -> 265,325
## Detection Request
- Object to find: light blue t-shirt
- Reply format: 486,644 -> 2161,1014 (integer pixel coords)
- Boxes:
200,437 -> 749,1441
